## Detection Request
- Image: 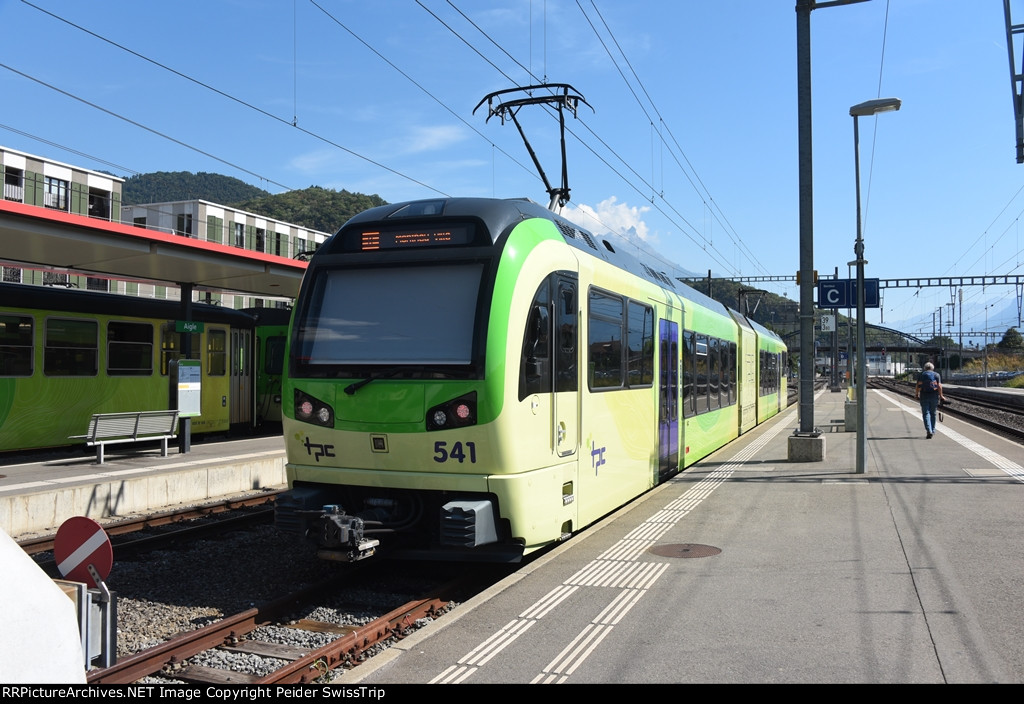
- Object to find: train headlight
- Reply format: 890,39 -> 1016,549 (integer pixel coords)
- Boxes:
294,389 -> 334,427
426,392 -> 477,431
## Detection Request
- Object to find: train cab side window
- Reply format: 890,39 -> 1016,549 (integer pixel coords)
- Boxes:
107,321 -> 153,376
44,318 -> 97,377
556,283 -> 577,393
0,314 -> 33,377
519,282 -> 552,400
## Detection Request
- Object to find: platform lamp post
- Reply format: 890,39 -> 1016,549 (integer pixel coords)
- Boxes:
851,97 -> 901,475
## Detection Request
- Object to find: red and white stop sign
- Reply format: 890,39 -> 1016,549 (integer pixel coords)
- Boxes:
54,516 -> 113,586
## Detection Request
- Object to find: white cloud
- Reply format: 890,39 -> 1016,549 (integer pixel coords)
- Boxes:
560,196 -> 654,245
400,125 -> 468,155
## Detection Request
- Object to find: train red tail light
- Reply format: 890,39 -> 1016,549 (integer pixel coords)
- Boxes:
426,392 -> 477,431
294,389 -> 334,427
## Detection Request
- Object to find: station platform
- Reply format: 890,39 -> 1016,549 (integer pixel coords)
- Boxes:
341,388 -> 1024,684
0,434 -> 287,539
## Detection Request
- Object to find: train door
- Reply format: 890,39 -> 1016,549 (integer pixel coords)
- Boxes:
554,276 -> 578,457
658,319 -> 679,480
230,327 -> 252,426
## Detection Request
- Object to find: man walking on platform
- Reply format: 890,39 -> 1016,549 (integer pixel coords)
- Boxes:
915,362 -> 947,439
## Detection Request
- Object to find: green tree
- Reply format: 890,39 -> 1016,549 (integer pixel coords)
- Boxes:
997,327 -> 1024,350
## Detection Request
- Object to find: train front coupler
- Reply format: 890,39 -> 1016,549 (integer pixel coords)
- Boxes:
313,505 -> 379,562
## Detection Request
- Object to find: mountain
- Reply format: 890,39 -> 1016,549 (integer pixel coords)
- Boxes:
122,171 -> 269,206
232,187 -> 386,235
121,172 -> 387,235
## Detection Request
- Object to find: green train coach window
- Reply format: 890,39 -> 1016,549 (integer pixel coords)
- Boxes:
44,318 -> 97,377
0,314 -> 33,377
107,321 -> 153,376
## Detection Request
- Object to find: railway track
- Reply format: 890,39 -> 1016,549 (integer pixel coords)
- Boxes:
870,378 -> 1024,443
85,568 -> 464,685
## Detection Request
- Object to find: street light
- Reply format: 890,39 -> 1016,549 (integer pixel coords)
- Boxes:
851,97 -> 901,475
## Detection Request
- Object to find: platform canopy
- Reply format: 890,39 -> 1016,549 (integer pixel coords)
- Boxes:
0,200 -> 307,298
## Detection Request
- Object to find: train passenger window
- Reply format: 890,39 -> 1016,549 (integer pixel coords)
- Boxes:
0,314 -> 33,377
682,331 -> 695,418
207,329 -> 227,376
708,338 -> 720,410
727,342 -> 737,405
44,318 -> 97,377
588,291 -> 623,389
626,302 -> 653,387
695,334 -> 709,413
107,321 -> 153,376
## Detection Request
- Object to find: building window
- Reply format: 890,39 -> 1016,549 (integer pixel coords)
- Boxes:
88,188 -> 111,220
2,266 -> 22,283
86,277 -> 108,292
3,168 -> 24,202
43,177 -> 69,211
255,228 -> 265,252
234,222 -> 245,247
133,216 -> 147,228
175,213 -> 193,237
43,272 -> 70,287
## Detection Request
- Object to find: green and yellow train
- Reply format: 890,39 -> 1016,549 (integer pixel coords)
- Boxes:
0,283 -> 289,453
277,197 -> 786,562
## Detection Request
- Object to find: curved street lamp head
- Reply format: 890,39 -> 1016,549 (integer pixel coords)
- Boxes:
850,97 -> 902,117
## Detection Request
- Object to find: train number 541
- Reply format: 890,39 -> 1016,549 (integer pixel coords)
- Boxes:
433,441 -> 477,463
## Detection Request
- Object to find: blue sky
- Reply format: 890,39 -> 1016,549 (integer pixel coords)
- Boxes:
2,0 -> 1023,347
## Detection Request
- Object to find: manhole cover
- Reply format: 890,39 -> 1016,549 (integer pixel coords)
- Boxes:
648,543 -> 721,558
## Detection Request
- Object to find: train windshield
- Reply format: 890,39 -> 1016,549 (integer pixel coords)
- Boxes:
293,262 -> 485,374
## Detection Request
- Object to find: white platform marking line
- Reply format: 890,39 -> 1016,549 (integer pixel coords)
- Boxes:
519,584 -> 579,620
429,664 -> 477,684
458,617 -> 536,667
433,404 -> 798,683
533,623 -> 615,681
881,390 -> 1024,482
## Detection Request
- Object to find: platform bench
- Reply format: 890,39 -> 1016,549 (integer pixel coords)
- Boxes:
69,410 -> 180,464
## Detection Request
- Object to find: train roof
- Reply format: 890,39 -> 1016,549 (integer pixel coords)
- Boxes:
746,316 -> 786,345
0,282 -> 257,326
240,307 -> 292,326
331,197 -> 721,309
